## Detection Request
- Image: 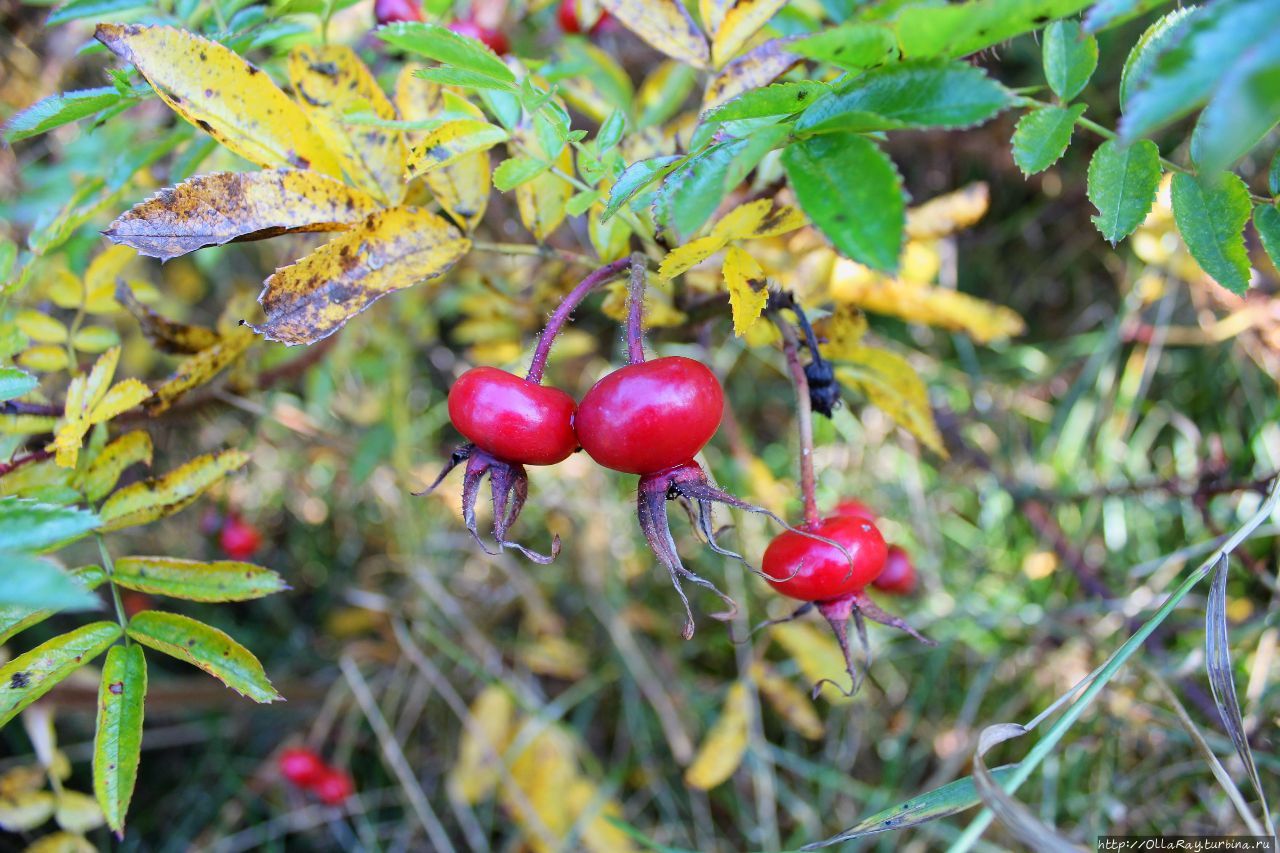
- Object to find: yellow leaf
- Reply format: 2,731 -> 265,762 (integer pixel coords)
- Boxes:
900,239 -> 941,285
89,379 -> 151,425
503,724 -> 580,852
394,65 -> 444,146
516,635 -> 588,680
82,245 -> 138,313
636,61 -> 697,129
704,39 -> 798,111
77,430 -> 153,502
602,279 -> 686,328
16,346 -> 68,373
711,0 -> 788,67
115,282 -> 221,353
713,199 -> 804,241
51,347 -> 129,468
745,456 -> 789,516
287,45 -> 405,205
515,147 -> 573,243
770,620 -> 853,704
0,790 -> 55,832
448,685 -> 515,804
0,766 -> 46,799
253,207 -> 470,345
905,182 -> 989,240
813,304 -> 868,359
94,24 -> 341,177
598,0 -> 709,68
147,328 -> 254,414
566,779 -> 639,853
723,246 -> 769,337
835,351 -> 946,455
829,259 -> 1026,343
684,681 -> 750,790
106,170 -> 383,262
16,311 -> 67,344
53,790 -> 103,835
588,201 -> 632,261
23,831 -> 96,853
658,235 -> 726,279
700,0 -> 731,34
750,660 -> 824,740
406,119 -> 507,178
70,326 -> 120,353
99,448 -> 249,530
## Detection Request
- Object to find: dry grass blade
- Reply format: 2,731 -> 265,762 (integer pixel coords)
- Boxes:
1204,556 -> 1275,838
971,723 -> 1084,852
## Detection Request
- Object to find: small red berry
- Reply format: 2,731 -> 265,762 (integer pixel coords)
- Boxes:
574,357 -> 724,475
763,515 -> 888,602
313,769 -> 355,805
278,748 -> 327,788
872,545 -> 917,595
374,0 -> 422,23
447,367 -> 578,466
557,0 -> 609,33
220,515 -> 263,561
121,591 -> 153,618
448,19 -> 509,54
833,499 -> 876,522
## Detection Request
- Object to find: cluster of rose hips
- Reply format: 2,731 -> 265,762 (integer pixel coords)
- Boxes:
278,747 -> 355,806
427,256 -> 929,690
374,0 -> 609,49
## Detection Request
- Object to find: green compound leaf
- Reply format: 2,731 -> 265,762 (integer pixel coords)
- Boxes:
127,610 -> 280,703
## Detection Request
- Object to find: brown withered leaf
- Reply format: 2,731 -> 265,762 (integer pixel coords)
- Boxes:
94,24 -> 341,177
116,282 -> 220,354
599,0 -> 710,68
287,45 -> 406,206
147,326 -> 256,414
104,170 -> 382,262
704,38 -> 799,111
252,207 -> 471,345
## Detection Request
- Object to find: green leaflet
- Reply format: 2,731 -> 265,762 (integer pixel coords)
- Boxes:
126,610 -> 280,703
1255,205 -> 1280,272
377,22 -> 515,85
0,497 -> 100,552
1086,139 -> 1161,245
112,556 -> 286,602
1169,172 -> 1252,295
94,644 -> 147,835
1043,20 -> 1098,101
0,567 -> 106,645
1011,105 -> 1085,175
0,622 -> 122,727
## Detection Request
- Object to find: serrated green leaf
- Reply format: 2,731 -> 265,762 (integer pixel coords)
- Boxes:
566,189 -> 603,217
1043,20 -> 1098,101
379,22 -> 515,84
493,156 -> 550,191
1083,0 -> 1171,33
797,61 -> 1012,134
601,155 -> 681,221
1255,205 -> 1280,271
1011,104 -> 1084,175
1119,8 -> 1192,109
0,567 -> 105,645
112,556 -> 286,602
413,66 -> 519,92
3,87 -> 127,143
0,367 -> 37,402
126,611 -> 279,703
0,497 -> 100,552
653,136 -> 783,243
1190,37 -> 1280,174
782,133 -> 904,273
700,81 -> 829,127
93,644 -> 146,835
1170,172 -> 1252,295
99,449 -> 248,531
788,23 -> 898,71
1120,0 -> 1280,143
1086,139 -> 1161,244
896,0 -> 1092,60
0,622 -> 121,727
0,554 -> 100,610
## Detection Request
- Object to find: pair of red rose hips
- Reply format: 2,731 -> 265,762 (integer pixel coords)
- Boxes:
278,748 -> 355,806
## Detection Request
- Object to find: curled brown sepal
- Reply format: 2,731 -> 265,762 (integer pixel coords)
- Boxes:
810,591 -> 935,699
415,444 -> 561,564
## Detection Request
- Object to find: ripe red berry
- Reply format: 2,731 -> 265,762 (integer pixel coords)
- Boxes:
763,515 -> 888,602
872,545 -> 917,595
557,0 -> 608,33
374,0 -> 422,23
313,769 -> 355,805
833,499 -> 876,522
121,591 -> 153,618
278,748 -> 327,788
448,19 -> 509,54
574,357 -> 724,475
447,367 -> 578,466
220,515 -> 262,561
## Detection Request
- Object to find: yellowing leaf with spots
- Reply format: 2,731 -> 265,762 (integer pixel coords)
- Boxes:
252,207 -> 470,345
829,258 -> 1025,344
751,660 -> 824,740
105,170 -> 382,262
771,620 -> 853,704
116,282 -> 220,354
50,347 -> 152,468
713,200 -> 805,241
94,25 -> 340,177
0,622 -> 122,727
704,39 -> 798,111
288,45 -> 405,205
836,352 -> 946,455
147,326 -> 255,414
99,448 -> 248,531
723,246 -> 769,336
516,148 -> 574,243
599,0 -> 709,68
813,304 -> 868,358
126,610 -> 280,703
905,182 -> 989,240
406,119 -> 507,178
76,430 -> 152,502
684,681 -> 750,790
111,556 -> 286,601
711,0 -> 788,67
448,685 -> 516,804
659,235 -> 725,279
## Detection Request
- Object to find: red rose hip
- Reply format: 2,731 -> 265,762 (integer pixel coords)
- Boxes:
448,19 -> 509,54
278,748 -> 327,788
313,769 -> 355,805
872,545 -> 917,595
574,356 -> 724,475
447,367 -> 577,466
374,0 -> 422,23
220,515 -> 262,561
763,515 -> 888,602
